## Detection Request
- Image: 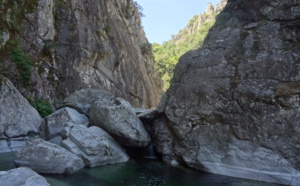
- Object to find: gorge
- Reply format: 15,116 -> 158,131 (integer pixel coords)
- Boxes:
1,0 -> 300,185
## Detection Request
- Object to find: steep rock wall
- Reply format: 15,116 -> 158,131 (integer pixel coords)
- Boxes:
0,0 -> 162,108
156,0 -> 300,185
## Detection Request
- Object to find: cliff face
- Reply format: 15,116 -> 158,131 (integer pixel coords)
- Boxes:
156,0 -> 300,184
0,0 -> 162,108
153,0 -> 227,89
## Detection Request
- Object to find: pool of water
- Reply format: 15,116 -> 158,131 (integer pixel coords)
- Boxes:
0,152 -> 281,186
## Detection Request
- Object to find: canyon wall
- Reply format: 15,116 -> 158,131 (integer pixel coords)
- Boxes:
0,0 -> 162,108
156,0 -> 300,185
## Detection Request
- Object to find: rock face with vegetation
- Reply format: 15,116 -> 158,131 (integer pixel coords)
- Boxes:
0,0 -> 162,108
153,0 -> 227,89
156,0 -> 300,185
0,75 -> 42,153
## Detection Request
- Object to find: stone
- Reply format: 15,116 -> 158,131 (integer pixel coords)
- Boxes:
0,140 -> 9,153
0,75 -> 42,153
156,1 -> 300,185
90,96 -> 151,147
15,139 -> 84,174
135,108 -> 159,123
40,107 -> 89,144
0,167 -> 50,186
62,89 -> 114,115
61,125 -> 129,167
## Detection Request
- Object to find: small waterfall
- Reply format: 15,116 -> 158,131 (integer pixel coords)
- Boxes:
144,143 -> 157,159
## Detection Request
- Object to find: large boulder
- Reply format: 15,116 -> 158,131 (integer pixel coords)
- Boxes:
155,0 -> 300,185
0,75 -> 42,153
90,96 -> 151,147
40,107 -> 89,144
0,167 -> 50,186
15,139 -> 84,174
62,89 -> 114,115
61,125 -> 129,167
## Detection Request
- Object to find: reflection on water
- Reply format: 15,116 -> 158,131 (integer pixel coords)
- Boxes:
0,152 -> 280,186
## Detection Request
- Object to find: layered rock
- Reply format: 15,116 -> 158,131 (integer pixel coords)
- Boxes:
40,107 -> 89,144
157,0 -> 300,185
0,167 -> 50,186
90,96 -> 151,147
0,0 -> 162,108
61,125 -> 129,167
0,75 -> 42,153
15,139 -> 84,174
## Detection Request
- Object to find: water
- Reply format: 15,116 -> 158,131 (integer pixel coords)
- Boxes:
0,152 -> 281,186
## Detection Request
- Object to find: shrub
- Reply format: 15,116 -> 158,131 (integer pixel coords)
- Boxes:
31,98 -> 53,118
10,40 -> 32,84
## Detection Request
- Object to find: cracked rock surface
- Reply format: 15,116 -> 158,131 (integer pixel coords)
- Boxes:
0,75 -> 42,153
0,167 -> 50,186
156,0 -> 300,185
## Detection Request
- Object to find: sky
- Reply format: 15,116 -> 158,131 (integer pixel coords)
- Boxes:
135,0 -> 222,44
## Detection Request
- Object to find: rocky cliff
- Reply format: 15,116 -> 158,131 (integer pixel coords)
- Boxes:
153,0 -> 227,89
0,0 -> 162,108
172,0 -> 227,43
156,0 -> 300,185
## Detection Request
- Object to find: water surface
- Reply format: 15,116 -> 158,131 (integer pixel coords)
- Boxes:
0,152 -> 281,186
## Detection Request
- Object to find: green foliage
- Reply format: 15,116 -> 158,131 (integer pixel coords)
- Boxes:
140,43 -> 152,56
104,25 -> 111,33
10,39 -> 32,84
153,19 -> 216,90
31,98 -> 53,118
0,0 -> 38,32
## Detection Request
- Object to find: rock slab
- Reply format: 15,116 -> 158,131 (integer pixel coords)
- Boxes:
0,167 -> 50,186
0,75 -> 42,153
90,96 -> 151,147
62,88 -> 114,115
40,107 -> 89,144
61,125 -> 129,167
15,139 -> 84,174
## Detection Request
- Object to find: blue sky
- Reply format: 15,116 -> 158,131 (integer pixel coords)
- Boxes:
135,0 -> 222,44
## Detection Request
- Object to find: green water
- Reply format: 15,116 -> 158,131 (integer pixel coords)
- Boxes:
0,152 -> 281,186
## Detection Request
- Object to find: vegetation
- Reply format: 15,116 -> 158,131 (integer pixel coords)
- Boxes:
153,17 -> 216,89
10,39 -> 32,84
0,0 -> 38,32
31,98 -> 53,118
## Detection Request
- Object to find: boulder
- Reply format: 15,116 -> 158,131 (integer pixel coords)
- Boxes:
15,139 -> 84,174
61,125 -> 129,167
0,167 -> 50,186
0,75 -> 42,153
40,107 -> 89,144
90,96 -> 151,147
62,89 -> 114,115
